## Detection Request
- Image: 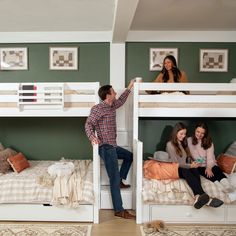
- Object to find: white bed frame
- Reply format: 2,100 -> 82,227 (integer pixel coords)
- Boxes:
133,82 -> 236,224
0,82 -> 100,223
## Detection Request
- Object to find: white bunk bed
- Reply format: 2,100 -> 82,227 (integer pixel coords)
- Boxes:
133,82 -> 236,224
0,82 -> 100,223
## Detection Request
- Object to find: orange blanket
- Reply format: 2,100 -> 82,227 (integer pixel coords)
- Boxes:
143,160 -> 179,180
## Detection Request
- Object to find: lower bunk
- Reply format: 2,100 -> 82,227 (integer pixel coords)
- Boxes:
134,140 -> 236,224
0,145 -> 100,223
0,204 -> 96,222
141,203 -> 236,224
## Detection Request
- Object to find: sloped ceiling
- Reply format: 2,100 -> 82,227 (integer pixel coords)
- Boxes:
0,0 -> 236,42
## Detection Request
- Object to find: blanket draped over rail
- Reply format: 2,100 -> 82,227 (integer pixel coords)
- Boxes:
50,160 -> 94,208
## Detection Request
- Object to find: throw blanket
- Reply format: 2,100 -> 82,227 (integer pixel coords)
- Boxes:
143,160 -> 179,180
49,160 -> 94,208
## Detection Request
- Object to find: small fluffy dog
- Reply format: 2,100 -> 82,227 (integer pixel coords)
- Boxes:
143,220 -> 166,234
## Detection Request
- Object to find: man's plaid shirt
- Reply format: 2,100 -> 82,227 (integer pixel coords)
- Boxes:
85,89 -> 131,147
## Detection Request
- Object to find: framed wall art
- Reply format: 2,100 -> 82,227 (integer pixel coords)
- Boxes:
49,47 -> 78,70
0,47 -> 28,70
200,49 -> 228,72
150,48 -> 178,71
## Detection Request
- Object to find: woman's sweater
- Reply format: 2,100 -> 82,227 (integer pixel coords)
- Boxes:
187,137 -> 216,169
166,141 -> 191,169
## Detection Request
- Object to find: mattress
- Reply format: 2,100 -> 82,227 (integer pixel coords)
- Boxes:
0,160 -> 94,206
142,176 -> 231,205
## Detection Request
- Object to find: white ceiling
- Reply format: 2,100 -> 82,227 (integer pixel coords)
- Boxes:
0,0 -> 236,42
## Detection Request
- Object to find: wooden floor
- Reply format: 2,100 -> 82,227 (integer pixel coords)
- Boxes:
92,210 -> 141,236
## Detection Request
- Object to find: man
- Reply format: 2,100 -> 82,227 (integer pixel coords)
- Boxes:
85,80 -> 135,219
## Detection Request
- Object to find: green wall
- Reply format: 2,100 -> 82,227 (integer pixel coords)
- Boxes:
140,118 -> 236,159
0,43 -> 110,160
126,42 -> 236,158
126,42 -> 236,83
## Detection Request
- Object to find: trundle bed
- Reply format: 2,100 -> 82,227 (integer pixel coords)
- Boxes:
0,82 -> 100,223
133,82 -> 236,224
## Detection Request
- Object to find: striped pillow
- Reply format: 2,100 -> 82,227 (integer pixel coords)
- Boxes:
225,141 -> 236,156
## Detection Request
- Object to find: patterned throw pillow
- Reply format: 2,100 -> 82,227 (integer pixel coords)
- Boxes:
217,154 -> 236,174
0,148 -> 17,174
7,152 -> 30,173
225,141 -> 236,156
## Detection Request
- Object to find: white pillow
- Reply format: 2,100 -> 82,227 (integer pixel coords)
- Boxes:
227,172 -> 236,188
47,162 -> 74,177
225,141 -> 236,156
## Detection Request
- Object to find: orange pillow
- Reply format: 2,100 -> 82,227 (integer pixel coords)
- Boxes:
7,153 -> 30,173
217,154 -> 236,174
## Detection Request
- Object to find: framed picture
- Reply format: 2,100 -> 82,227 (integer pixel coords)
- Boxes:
150,48 -> 178,71
49,47 -> 78,70
0,47 -> 28,70
199,49 -> 228,72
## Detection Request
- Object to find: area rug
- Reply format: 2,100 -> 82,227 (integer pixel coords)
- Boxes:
141,224 -> 236,236
0,222 -> 92,236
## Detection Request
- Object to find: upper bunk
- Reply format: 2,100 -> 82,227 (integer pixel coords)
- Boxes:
0,82 -> 100,117
133,82 -> 236,118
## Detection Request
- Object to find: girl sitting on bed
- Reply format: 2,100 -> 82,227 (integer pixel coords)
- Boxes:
154,55 -> 187,83
166,122 -> 223,209
187,122 -> 236,202
147,55 -> 189,94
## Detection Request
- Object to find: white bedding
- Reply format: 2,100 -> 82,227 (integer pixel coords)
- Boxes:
0,160 -> 94,206
0,161 -> 52,204
142,176 -> 231,205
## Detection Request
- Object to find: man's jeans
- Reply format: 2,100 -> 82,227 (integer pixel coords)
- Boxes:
99,144 -> 133,212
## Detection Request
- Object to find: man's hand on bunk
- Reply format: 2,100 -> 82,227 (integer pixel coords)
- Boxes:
127,79 -> 135,90
91,137 -> 100,145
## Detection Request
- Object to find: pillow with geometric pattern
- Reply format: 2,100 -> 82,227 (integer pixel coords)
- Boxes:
225,141 -> 236,156
0,148 -> 17,174
7,152 -> 30,173
217,153 -> 236,174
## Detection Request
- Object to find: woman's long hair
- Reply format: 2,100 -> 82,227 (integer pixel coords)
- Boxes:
161,55 -> 182,83
191,122 -> 212,150
169,122 -> 190,157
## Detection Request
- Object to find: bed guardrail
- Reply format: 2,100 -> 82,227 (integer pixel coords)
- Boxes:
133,82 -> 236,117
0,82 -> 100,117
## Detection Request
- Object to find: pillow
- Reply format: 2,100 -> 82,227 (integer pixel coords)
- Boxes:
225,141 -> 236,156
0,148 -> 17,174
143,160 -> 179,180
7,152 -> 30,173
217,154 -> 236,174
0,143 -> 5,151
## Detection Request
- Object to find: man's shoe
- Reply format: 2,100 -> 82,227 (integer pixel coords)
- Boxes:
120,181 -> 131,189
114,210 -> 136,219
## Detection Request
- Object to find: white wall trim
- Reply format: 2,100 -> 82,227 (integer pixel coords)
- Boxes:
110,43 -> 126,89
127,31 -> 236,42
0,31 -> 112,43
1,31 -> 236,43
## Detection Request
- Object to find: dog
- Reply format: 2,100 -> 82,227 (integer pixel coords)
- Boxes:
143,220 -> 166,234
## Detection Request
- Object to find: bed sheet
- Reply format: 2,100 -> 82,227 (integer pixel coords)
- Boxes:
0,160 -> 94,206
142,176 -> 231,205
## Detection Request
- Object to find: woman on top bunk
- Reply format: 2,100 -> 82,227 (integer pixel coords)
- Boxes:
166,122 -> 223,209
147,55 -> 189,94
153,55 -> 188,83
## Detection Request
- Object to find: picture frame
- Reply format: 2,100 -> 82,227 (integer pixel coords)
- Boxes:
149,48 -> 178,71
199,49 -> 228,72
0,47 -> 28,70
49,47 -> 78,70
